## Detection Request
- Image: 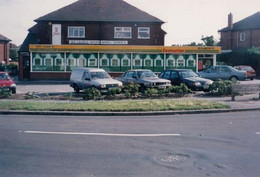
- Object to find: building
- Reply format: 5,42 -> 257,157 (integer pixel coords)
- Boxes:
219,12 -> 260,51
19,0 -> 220,80
0,34 -> 11,65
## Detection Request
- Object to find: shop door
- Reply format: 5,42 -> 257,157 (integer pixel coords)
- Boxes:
23,56 -> 30,79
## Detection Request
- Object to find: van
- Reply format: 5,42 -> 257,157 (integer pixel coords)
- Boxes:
70,67 -> 123,93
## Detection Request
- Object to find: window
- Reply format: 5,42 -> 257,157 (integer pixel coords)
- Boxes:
240,32 -> 245,41
138,27 -> 150,39
114,27 -> 132,39
162,71 -> 171,79
68,26 -> 85,38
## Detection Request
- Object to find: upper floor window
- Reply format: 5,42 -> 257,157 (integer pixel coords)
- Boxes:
68,26 -> 85,38
114,27 -> 132,39
138,27 -> 150,39
240,32 -> 245,41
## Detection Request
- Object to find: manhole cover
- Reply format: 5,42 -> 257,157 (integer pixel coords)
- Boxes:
156,153 -> 193,168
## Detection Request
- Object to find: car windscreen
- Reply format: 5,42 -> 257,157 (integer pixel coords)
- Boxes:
0,73 -> 9,80
137,71 -> 157,78
179,71 -> 198,79
90,72 -> 111,79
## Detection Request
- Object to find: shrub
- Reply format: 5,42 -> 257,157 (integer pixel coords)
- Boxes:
83,87 -> 101,100
171,83 -> 191,95
0,87 -> 11,99
105,88 -> 121,99
144,88 -> 158,97
209,80 -> 234,96
124,82 -> 140,98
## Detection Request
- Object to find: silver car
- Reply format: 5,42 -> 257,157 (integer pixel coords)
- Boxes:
115,69 -> 171,91
198,65 -> 247,81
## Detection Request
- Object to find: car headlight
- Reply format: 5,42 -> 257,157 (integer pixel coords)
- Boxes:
193,82 -> 201,86
99,84 -> 106,89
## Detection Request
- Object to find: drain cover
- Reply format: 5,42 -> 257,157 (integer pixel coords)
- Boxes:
156,153 -> 193,168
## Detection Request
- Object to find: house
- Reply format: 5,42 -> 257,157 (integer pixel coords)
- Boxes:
18,0 -> 220,80
219,12 -> 260,51
0,34 -> 11,65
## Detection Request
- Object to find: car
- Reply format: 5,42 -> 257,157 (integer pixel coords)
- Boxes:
234,65 -> 256,80
70,67 -> 123,93
0,72 -> 16,93
198,65 -> 247,81
115,69 -> 171,91
159,69 -> 213,91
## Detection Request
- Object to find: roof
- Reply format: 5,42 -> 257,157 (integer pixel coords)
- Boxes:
0,34 -> 11,42
219,12 -> 260,32
35,0 -> 164,23
18,33 -> 39,52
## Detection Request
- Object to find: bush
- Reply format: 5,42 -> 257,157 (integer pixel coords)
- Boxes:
105,88 -> 121,99
170,83 -> 191,95
0,88 -> 11,99
209,80 -> 234,96
83,87 -> 101,100
144,88 -> 158,97
124,82 -> 140,98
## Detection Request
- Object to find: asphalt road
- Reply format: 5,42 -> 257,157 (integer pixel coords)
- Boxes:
1,111 -> 260,177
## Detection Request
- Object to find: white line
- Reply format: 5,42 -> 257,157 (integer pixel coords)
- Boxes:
20,131 -> 181,137
256,132 -> 260,135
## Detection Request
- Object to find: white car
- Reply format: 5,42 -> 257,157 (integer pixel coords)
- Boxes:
70,67 -> 123,93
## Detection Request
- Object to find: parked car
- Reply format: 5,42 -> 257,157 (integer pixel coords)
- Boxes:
115,69 -> 171,91
198,65 -> 247,81
159,69 -> 213,91
234,65 -> 256,80
0,72 -> 16,93
70,67 -> 123,93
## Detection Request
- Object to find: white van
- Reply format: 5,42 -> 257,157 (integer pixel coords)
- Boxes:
70,67 -> 123,93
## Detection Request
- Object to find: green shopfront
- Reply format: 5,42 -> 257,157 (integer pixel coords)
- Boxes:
29,45 -> 221,80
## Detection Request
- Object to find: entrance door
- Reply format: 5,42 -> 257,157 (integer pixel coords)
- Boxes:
23,56 -> 30,80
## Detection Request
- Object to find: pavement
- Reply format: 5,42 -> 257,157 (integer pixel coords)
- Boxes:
1,78 -> 260,116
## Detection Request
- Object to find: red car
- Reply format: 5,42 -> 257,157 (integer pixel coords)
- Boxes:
234,65 -> 256,80
0,72 -> 16,93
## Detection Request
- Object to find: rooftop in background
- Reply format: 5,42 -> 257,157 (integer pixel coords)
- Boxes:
35,0 -> 164,23
0,34 -> 11,42
219,12 -> 260,32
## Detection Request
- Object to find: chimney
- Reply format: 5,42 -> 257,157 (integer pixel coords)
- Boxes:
228,12 -> 233,29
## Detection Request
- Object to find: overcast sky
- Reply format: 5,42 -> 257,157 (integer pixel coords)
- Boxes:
1,0 -> 260,46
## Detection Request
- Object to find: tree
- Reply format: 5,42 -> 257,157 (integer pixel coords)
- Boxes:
201,35 -> 216,46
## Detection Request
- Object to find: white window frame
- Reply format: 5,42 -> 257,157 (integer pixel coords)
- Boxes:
138,27 -> 150,39
240,32 -> 245,41
68,26 -> 85,38
114,27 -> 132,39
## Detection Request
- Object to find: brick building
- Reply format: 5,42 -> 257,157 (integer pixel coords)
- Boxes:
0,34 -> 11,65
219,12 -> 260,50
18,0 -> 220,80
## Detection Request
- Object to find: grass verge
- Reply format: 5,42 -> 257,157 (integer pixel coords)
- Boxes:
0,99 -> 230,112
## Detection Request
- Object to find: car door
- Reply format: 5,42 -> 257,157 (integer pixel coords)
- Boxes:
124,71 -> 136,84
81,71 -> 92,89
170,71 -> 181,85
218,66 -> 232,80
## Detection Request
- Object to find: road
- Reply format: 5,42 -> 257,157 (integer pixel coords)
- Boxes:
1,111 -> 260,177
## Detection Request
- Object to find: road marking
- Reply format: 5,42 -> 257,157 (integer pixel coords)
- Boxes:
20,131 -> 181,137
256,132 -> 260,135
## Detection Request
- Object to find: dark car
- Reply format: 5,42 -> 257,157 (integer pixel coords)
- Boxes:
115,69 -> 171,91
234,65 -> 256,80
159,69 -> 213,91
0,72 -> 16,93
198,65 -> 247,81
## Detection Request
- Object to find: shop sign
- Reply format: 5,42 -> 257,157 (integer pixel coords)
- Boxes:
69,40 -> 128,45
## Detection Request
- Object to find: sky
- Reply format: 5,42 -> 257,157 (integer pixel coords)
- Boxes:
0,0 -> 260,46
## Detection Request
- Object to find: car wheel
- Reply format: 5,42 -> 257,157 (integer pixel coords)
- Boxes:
139,84 -> 146,93
230,76 -> 238,82
73,84 -> 80,93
